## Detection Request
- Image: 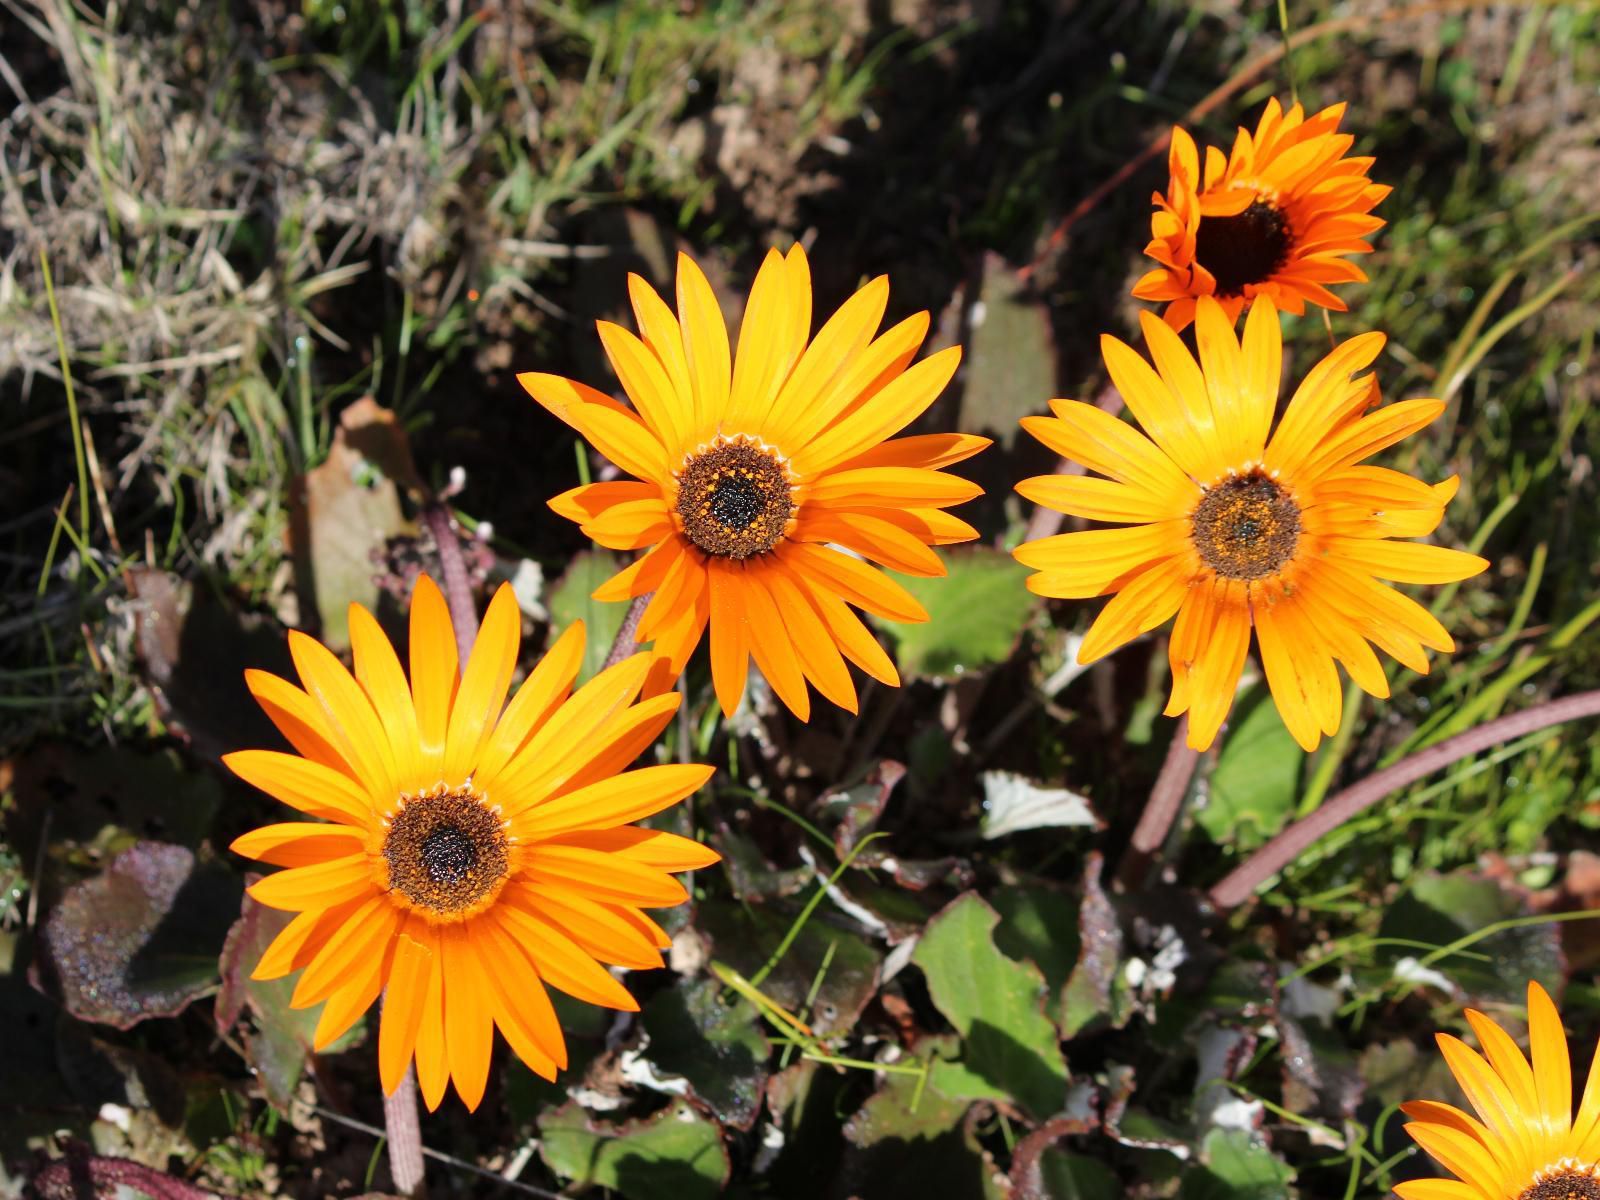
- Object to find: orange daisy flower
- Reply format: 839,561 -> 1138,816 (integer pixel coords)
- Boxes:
1013,296 -> 1487,753
226,576 -> 717,1110
1399,981 -> 1600,1200
1133,98 -> 1390,330
518,246 -> 988,720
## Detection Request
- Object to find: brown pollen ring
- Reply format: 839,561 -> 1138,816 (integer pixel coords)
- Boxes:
674,437 -> 795,559
1190,471 -> 1301,581
381,786 -> 510,920
1522,1172 -> 1600,1200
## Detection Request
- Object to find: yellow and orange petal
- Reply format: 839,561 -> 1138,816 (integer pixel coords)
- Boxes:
1397,981 -> 1600,1200
226,574 -> 718,1110
1133,98 -> 1390,330
1013,295 -> 1486,753
520,246 -> 990,721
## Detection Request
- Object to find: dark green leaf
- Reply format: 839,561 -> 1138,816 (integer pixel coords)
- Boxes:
539,1098 -> 729,1200
912,893 -> 1069,1119
877,548 -> 1033,680
1377,870 -> 1563,1003
699,901 -> 882,1037
547,548 -> 628,682
641,977 -> 771,1130
1197,689 -> 1304,849
958,253 -> 1056,449
1179,1130 -> 1295,1200
991,884 -> 1079,1028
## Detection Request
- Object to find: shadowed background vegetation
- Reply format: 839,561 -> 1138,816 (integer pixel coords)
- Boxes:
2,0 -> 1597,1196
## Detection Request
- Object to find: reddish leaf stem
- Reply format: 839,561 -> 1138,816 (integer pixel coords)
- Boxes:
422,501 -> 477,663
601,592 -> 652,672
1117,716 -> 1199,890
1208,690 -> 1600,910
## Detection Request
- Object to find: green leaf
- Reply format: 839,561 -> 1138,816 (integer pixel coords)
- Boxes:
1196,689 -> 1304,849
546,549 -> 628,682
539,1098 -> 729,1200
1179,1130 -> 1295,1200
912,893 -> 1069,1119
640,978 -> 771,1130
958,252 -> 1056,449
1033,1149 -> 1121,1200
991,884 -> 1079,1029
839,1067 -> 1004,1200
1377,870 -> 1562,1003
699,901 -> 882,1037
877,548 -> 1033,680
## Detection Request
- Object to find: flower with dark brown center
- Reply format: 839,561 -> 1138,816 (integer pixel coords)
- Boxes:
1189,471 -> 1301,580
1193,198 -> 1293,298
1134,98 -> 1391,329
1524,1174 -> 1600,1200
674,437 -> 794,559
226,577 -> 719,1112
1396,981 -> 1600,1200
382,786 -> 511,918
523,245 -> 988,720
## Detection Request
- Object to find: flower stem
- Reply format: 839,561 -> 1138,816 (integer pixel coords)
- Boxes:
422,502 -> 477,663
1116,716 -> 1200,891
1208,689 -> 1600,910
384,501 -> 482,1198
381,1067 -> 427,1198
601,593 -> 652,673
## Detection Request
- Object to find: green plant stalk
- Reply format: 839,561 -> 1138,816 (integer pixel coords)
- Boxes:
1435,211 -> 1600,390
1297,683 -> 1363,818
39,249 -> 91,548
36,486 -> 74,597
1483,540 -> 1547,660
1442,269 -> 1578,403
750,832 -> 888,989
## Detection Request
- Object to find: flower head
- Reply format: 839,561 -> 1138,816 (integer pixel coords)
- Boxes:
519,246 -> 988,720
1134,99 -> 1389,330
226,576 -> 716,1110
1013,296 -> 1487,752
1399,981 -> 1600,1200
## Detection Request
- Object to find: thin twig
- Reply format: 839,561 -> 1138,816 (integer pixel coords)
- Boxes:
601,593 -> 652,672
1208,690 -> 1600,909
1117,716 -> 1200,891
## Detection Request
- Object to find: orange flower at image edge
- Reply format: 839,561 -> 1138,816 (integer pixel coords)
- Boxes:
519,246 -> 990,721
226,576 -> 717,1110
1399,981 -> 1600,1200
1014,296 -> 1487,753
1134,98 -> 1390,330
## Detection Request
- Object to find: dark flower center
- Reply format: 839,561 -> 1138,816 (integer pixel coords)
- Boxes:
675,439 -> 793,559
383,788 -> 509,916
420,825 -> 476,884
1194,198 -> 1293,297
1522,1173 -> 1600,1200
1190,472 -> 1301,580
